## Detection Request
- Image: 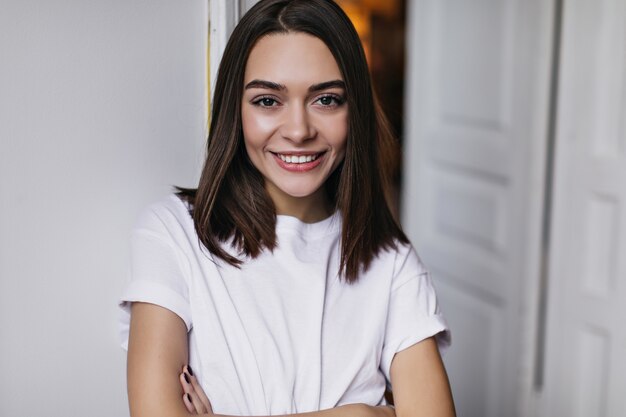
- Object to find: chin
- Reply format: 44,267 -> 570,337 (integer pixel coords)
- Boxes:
282,188 -> 319,199
275,182 -> 323,199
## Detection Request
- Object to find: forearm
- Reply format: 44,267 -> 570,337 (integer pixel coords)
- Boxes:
193,403 -> 394,417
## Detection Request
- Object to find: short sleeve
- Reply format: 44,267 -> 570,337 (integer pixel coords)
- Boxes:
118,206 -> 193,351
380,244 -> 451,386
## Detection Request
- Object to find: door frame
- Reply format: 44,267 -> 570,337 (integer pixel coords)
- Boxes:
208,0 -> 258,95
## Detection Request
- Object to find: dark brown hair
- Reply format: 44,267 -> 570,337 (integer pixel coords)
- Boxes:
177,0 -> 408,283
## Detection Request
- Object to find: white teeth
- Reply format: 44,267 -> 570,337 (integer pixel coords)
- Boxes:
277,153 -> 320,164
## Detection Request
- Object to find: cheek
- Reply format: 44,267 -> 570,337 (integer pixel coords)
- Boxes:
241,109 -> 266,172
329,112 -> 348,156
241,106 -> 276,147
241,108 -> 259,148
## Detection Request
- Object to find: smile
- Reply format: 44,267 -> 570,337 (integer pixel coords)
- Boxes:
271,151 -> 326,172
275,152 -> 322,164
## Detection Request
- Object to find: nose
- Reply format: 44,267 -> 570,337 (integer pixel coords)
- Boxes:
280,103 -> 315,143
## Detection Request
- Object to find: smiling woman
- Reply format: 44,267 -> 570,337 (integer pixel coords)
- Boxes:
118,1 -> 455,417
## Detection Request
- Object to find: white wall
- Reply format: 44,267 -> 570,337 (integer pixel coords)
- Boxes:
0,1 -> 207,415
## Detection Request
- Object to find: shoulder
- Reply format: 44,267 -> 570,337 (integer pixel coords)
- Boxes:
361,238 -> 428,283
132,194 -> 194,238
385,239 -> 429,290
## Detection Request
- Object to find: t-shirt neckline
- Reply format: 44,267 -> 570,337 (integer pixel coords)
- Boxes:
276,209 -> 341,238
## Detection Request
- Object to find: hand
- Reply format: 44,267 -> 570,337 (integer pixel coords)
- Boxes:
180,365 -> 213,415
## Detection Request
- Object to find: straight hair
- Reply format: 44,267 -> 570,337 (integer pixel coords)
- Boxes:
176,0 -> 408,284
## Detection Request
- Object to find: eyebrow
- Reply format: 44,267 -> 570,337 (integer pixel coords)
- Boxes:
244,79 -> 346,92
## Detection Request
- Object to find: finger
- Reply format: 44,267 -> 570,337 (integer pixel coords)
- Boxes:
187,389 -> 208,414
181,369 -> 208,415
186,365 -> 213,413
183,392 -> 196,414
179,371 -> 193,394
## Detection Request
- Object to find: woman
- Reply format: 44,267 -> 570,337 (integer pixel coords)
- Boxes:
118,1 -> 455,416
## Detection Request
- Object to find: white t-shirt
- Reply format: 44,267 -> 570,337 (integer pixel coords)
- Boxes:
118,194 -> 450,415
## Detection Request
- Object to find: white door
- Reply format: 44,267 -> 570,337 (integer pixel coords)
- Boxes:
209,0 -> 259,92
541,0 -> 626,416
402,1 -> 555,416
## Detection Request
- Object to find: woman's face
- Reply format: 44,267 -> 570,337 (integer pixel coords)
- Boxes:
241,32 -> 348,212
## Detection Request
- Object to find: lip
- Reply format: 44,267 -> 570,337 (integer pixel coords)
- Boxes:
271,150 -> 326,156
271,151 -> 326,172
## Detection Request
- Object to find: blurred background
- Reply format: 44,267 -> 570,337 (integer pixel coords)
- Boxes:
1,0 -> 624,416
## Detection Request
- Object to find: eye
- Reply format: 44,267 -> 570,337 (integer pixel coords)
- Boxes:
252,96 -> 280,107
314,94 -> 345,107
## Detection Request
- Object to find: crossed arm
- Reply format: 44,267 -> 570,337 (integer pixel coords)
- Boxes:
126,302 -> 455,417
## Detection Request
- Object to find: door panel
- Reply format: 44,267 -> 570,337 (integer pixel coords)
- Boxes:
543,0 -> 626,415
434,278 -> 505,417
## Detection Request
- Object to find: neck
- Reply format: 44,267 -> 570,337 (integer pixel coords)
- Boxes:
266,183 -> 333,223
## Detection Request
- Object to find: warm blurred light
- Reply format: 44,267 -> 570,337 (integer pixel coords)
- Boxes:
340,3 -> 370,38
336,0 -> 403,66
336,0 -> 372,64
361,0 -> 400,18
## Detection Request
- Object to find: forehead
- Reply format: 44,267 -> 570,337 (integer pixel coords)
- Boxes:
244,32 -> 343,85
